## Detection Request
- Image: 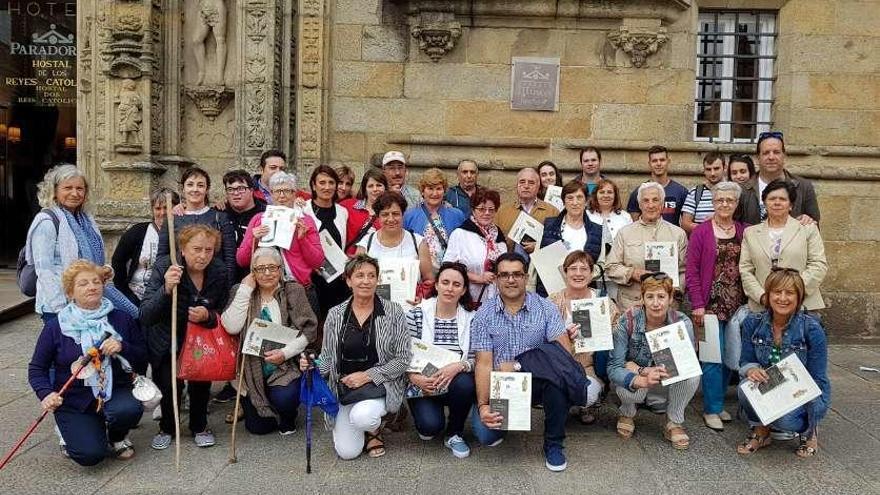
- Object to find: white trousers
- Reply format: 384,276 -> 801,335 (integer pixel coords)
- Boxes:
333,398 -> 387,460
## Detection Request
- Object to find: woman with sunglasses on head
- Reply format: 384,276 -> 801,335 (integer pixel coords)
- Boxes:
608,272 -> 699,450
442,188 -> 508,306
405,262 -> 476,458
221,248 -> 318,435
736,269 -> 830,458
739,180 -> 827,314
685,181 -> 747,431
299,254 -> 411,460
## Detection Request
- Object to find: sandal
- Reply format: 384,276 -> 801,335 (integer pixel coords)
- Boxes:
112,439 -> 136,460
579,406 -> 597,425
737,427 -> 772,455
664,422 -> 690,450
796,432 -> 818,458
616,416 -> 635,439
225,408 -> 245,424
364,430 -> 386,458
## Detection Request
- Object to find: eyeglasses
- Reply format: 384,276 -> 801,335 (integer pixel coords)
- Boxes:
639,272 -> 670,282
253,264 -> 281,275
225,186 -> 250,194
758,131 -> 784,141
496,271 -> 526,281
473,207 -> 496,214
712,198 -> 737,204
271,188 -> 296,196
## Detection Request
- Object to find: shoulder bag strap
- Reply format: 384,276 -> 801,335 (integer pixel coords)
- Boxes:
345,214 -> 376,252
421,204 -> 448,249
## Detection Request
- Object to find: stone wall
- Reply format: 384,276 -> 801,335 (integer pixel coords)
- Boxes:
323,0 -> 880,340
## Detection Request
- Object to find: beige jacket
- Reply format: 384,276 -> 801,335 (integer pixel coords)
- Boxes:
604,219 -> 688,310
739,216 -> 827,311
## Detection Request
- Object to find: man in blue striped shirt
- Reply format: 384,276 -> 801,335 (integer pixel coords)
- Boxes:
470,252 -> 573,472
680,151 -> 726,235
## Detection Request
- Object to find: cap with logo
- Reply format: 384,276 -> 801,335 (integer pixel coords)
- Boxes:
382,151 -> 407,167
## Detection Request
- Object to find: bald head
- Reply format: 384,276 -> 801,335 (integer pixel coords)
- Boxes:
516,167 -> 540,202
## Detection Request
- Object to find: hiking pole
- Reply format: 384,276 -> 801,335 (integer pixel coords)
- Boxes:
0,331 -> 111,471
165,192 -> 182,472
229,239 -> 256,464
305,367 -> 313,474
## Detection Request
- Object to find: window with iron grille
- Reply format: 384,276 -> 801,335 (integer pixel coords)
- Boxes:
694,11 -> 777,143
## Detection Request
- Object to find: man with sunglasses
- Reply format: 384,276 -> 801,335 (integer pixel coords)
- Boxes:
735,131 -> 820,226
470,252 -> 575,472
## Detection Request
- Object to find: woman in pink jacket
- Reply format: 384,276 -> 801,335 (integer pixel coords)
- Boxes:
237,171 -> 324,314
684,181 -> 746,432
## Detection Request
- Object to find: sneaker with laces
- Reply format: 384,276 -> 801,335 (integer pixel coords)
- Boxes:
194,430 -> 216,448
151,432 -> 172,450
444,435 -> 470,459
544,444 -> 567,472
279,428 -> 297,437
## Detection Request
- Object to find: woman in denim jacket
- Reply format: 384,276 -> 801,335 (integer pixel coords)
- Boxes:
737,269 -> 830,458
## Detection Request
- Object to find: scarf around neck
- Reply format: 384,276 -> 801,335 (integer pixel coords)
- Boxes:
58,298 -> 121,401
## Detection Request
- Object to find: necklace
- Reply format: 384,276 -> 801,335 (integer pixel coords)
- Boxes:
713,219 -> 735,233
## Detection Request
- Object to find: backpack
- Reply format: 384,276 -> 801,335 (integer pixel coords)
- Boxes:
17,209 -> 60,297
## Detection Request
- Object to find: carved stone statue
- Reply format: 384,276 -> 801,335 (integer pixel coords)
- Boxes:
192,0 -> 228,85
116,79 -> 142,147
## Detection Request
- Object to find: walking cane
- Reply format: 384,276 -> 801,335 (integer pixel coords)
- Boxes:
0,332 -> 111,471
305,367 -> 313,474
165,193 -> 182,471
229,239 -> 257,464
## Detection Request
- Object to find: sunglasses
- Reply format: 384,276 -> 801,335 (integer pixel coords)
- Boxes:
639,272 -> 670,282
758,131 -> 784,141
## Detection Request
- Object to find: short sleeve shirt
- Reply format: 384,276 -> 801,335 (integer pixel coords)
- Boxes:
627,180 -> 689,226
681,186 -> 715,224
470,292 -> 566,368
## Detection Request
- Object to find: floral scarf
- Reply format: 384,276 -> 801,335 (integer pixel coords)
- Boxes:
472,217 -> 504,271
58,297 -> 121,402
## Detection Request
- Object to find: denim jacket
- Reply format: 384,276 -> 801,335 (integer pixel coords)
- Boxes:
739,311 -> 831,427
607,307 -> 694,390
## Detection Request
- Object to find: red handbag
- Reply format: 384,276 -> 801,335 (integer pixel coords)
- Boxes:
177,318 -> 238,381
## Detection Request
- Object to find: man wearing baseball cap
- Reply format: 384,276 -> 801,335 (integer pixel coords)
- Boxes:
382,150 -> 421,210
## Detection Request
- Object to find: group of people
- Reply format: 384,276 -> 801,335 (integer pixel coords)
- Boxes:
25,132 -> 830,472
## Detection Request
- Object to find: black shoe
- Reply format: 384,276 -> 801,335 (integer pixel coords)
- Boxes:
213,383 -> 237,403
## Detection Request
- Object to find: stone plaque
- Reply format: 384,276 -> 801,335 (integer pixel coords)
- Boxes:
510,57 -> 560,112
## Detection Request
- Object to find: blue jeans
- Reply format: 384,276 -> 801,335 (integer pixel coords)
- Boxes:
737,380 -> 809,434
471,377 -> 568,449
593,350 -> 609,383
702,321 -> 732,414
242,377 -> 302,435
54,387 -> 144,466
408,373 -> 475,438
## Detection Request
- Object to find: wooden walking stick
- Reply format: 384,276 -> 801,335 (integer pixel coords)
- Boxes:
229,239 -> 257,463
165,193 -> 182,471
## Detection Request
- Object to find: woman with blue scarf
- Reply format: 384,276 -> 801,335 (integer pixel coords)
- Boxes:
26,164 -> 139,322
28,261 -> 147,466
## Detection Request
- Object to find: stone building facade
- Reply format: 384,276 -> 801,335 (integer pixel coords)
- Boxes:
77,0 -> 880,339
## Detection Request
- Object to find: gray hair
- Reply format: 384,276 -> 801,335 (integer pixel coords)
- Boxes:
150,187 -> 180,207
712,181 -> 742,201
268,171 -> 298,190
37,164 -> 89,209
252,247 -> 283,266
636,181 -> 665,203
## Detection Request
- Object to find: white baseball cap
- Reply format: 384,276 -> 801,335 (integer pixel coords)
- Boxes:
382,151 -> 407,167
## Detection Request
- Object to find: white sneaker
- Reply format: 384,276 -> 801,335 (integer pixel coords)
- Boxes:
444,435 -> 471,459
152,407 -> 162,421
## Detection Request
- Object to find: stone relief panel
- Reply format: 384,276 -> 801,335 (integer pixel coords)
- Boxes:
295,0 -> 325,168
115,78 -> 144,153
183,0 -> 238,119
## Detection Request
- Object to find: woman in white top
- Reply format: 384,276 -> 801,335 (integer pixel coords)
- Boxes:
442,189 -> 508,305
586,179 -> 632,300
356,191 -> 434,295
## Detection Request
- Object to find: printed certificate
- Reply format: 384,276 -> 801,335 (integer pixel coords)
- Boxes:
509,211 -> 544,246
377,258 -> 420,306
571,297 -> 614,353
644,241 -> 679,288
259,205 -> 302,249
698,314 -> 723,364
739,353 -> 822,425
530,241 -> 567,294
645,321 -> 702,386
543,185 -> 564,211
242,319 -> 307,357
318,230 -> 348,283
490,371 -> 532,431
408,338 -> 462,375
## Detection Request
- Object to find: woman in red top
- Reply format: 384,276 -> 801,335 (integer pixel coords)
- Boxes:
341,168 -> 388,255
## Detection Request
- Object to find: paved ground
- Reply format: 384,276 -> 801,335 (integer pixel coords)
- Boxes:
1,313 -> 879,495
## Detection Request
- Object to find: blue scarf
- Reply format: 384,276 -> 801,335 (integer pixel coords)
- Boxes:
58,298 -> 121,401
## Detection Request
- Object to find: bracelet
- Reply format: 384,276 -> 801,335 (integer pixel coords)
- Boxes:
637,366 -> 646,377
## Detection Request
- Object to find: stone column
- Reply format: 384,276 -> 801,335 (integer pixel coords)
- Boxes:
294,0 -> 326,172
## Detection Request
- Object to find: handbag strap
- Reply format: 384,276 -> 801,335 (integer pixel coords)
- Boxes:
114,354 -> 134,374
421,204 -> 448,249
345,214 -> 376,252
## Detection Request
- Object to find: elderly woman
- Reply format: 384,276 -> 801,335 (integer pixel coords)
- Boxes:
685,181 -> 747,431
237,171 -> 324,314
740,180 -> 828,313
406,262 -> 476,458
548,251 -> 617,424
736,269 -> 830,458
586,179 -> 632,300
26,164 -> 139,322
140,224 -> 230,450
728,154 -> 756,185
29,261 -> 147,465
112,188 -> 180,306
442,188 -> 508,305
303,165 -> 351,319
356,191 -> 434,287
608,273 -> 700,449
299,254 -> 411,459
221,248 -> 318,435
605,182 -> 688,310
403,167 -> 466,271
157,166 -> 237,285
341,167 -> 387,255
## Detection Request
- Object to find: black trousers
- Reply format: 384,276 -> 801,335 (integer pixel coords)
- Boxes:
154,354 -> 212,434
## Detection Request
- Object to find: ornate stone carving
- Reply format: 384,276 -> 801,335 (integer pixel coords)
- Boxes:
245,8 -> 268,42
184,85 -> 235,120
410,11 -> 461,62
607,26 -> 668,68
295,0 -> 325,168
115,78 -> 143,153
104,13 -> 149,78
244,85 -> 268,148
191,0 -> 229,85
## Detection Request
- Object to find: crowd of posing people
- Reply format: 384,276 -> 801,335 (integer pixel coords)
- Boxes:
25,131 -> 830,471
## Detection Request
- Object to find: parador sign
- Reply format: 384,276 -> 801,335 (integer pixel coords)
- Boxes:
10,23 -> 77,56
